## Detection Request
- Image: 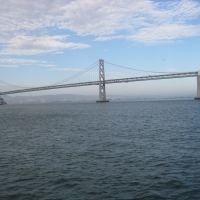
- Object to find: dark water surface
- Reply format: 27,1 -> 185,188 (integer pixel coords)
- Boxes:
0,100 -> 200,200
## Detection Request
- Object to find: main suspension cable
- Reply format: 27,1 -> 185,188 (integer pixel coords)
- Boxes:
0,61 -> 99,89
104,61 -> 172,73
50,61 -> 98,85
0,79 -> 29,89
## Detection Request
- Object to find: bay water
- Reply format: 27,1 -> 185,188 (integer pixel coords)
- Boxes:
0,100 -> 200,199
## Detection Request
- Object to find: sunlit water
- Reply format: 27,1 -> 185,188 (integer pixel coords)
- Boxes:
0,100 -> 200,200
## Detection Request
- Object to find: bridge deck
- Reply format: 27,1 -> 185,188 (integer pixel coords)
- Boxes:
0,71 -> 198,95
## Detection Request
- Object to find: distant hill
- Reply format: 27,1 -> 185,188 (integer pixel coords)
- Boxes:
3,94 -> 97,104
2,93 -> 194,104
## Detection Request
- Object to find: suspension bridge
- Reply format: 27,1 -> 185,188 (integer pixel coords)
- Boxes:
0,59 -> 200,102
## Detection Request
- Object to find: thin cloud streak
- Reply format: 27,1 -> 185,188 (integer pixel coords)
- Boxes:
0,65 -> 18,68
50,68 -> 81,71
0,58 -> 56,68
0,58 -> 37,64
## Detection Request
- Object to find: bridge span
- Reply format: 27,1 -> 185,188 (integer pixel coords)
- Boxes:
0,60 -> 200,101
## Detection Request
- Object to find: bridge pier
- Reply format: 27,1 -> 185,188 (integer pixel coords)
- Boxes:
195,71 -> 200,100
96,59 -> 109,102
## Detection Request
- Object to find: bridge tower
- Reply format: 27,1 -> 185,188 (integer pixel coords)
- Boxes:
96,59 -> 109,102
195,71 -> 200,100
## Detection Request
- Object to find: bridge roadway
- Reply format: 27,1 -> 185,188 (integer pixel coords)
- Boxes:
0,71 -> 198,95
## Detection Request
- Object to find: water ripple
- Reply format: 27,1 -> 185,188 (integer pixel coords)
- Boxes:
0,100 -> 200,199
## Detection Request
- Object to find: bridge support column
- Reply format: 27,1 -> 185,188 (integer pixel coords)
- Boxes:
96,59 -> 109,102
195,71 -> 200,100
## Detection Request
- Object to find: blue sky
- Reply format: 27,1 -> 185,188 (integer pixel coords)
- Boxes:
0,0 -> 200,97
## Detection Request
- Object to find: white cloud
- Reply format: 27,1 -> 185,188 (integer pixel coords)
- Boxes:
0,35 -> 90,55
51,0 -> 200,39
0,0 -> 200,52
95,35 -> 125,41
38,64 -> 57,67
93,0 -> 200,43
51,51 -> 64,54
129,24 -> 200,44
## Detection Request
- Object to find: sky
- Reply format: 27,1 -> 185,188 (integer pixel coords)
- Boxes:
0,0 -> 200,97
